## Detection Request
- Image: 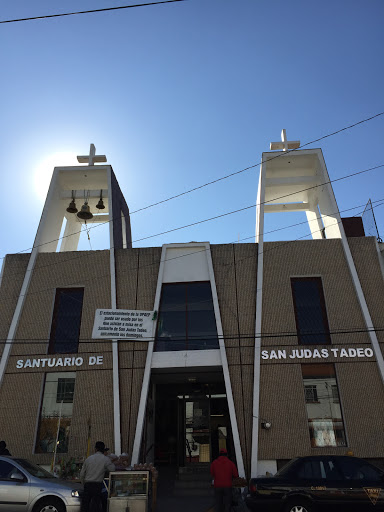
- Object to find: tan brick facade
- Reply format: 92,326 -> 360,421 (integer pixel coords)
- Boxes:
0,238 -> 384,473
259,237 -> 384,461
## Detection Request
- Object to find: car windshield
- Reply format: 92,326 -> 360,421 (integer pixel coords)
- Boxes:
274,458 -> 299,477
14,459 -> 55,479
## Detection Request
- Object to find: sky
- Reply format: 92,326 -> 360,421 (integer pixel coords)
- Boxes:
1,0 -> 383,257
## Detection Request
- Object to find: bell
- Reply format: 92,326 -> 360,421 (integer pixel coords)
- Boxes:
66,200 -> 78,213
96,198 -> 105,210
77,202 -> 93,220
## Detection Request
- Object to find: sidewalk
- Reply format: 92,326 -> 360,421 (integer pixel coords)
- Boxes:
155,465 -> 214,512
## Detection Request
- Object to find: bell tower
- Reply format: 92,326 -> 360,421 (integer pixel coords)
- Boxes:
35,143 -> 131,253
256,129 -> 344,244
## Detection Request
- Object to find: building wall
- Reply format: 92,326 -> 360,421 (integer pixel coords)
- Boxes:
211,243 -> 257,476
348,236 -> 384,349
0,238 -> 383,468
0,250 -> 114,464
259,238 -> 384,460
0,254 -> 30,359
116,247 -> 161,457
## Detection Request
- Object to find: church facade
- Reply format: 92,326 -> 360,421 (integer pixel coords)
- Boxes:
1,138 -> 383,478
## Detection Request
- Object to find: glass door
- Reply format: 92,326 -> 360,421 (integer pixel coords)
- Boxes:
185,399 -> 211,463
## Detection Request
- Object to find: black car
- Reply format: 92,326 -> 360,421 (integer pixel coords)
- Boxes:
246,455 -> 384,512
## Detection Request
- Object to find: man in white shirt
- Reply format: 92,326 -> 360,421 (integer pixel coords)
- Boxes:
80,441 -> 115,512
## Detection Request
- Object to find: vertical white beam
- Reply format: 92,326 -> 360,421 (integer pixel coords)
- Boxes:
0,256 -> 6,290
306,203 -> 324,240
206,243 -> 246,478
107,168 -> 122,456
60,218 -> 81,252
251,163 -> 266,477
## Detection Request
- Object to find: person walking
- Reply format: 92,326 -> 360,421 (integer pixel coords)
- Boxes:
210,448 -> 238,512
0,441 -> 11,456
80,441 -> 115,512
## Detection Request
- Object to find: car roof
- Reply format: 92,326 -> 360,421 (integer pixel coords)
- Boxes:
295,455 -> 361,460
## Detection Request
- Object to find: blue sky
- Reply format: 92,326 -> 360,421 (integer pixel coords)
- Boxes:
1,0 -> 383,256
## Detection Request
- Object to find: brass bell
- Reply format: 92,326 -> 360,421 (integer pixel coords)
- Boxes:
77,202 -> 93,220
66,200 -> 78,213
96,198 -> 105,210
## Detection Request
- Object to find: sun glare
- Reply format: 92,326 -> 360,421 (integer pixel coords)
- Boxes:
33,151 -> 79,200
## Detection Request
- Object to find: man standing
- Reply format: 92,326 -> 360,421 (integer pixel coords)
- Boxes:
210,448 -> 238,512
0,441 -> 11,456
80,441 -> 115,512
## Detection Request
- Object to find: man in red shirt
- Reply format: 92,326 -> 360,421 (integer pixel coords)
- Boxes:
210,448 -> 238,512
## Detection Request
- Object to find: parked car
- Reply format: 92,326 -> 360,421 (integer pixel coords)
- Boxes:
246,455 -> 384,512
0,455 -> 81,512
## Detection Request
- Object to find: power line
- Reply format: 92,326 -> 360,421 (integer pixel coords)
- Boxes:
133,164 -> 384,243
1,111 -> 383,260
1,326 -> 384,345
0,0 -> 185,24
1,198 -> 383,338
1,193 -> 382,291
2,158 -> 384,263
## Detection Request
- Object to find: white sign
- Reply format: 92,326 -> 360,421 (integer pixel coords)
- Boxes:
16,355 -> 104,369
261,347 -> 374,360
92,309 -> 154,340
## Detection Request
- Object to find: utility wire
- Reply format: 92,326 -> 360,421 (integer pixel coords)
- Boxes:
1,198 -> 383,336
129,111 -> 384,216
1,326 -> 384,345
1,111 -> 383,261
1,193 -> 382,287
133,164 -> 384,243
2,158 -> 383,260
0,0 -> 185,24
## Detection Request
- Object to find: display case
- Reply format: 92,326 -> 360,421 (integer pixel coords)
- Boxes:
108,471 -> 150,512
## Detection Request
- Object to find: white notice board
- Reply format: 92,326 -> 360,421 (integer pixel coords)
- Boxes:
92,309 -> 154,340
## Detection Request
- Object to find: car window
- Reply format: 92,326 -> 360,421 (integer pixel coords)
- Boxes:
13,459 -> 52,479
321,459 -> 343,480
337,458 -> 382,481
0,460 -> 24,480
297,460 -> 322,479
275,458 -> 299,477
358,464 -> 383,481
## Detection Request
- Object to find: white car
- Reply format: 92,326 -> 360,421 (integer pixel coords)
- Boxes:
0,456 -> 81,512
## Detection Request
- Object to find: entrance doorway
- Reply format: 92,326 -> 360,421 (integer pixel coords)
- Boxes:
149,372 -> 234,468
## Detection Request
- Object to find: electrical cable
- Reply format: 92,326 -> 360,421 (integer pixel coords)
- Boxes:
0,0 -> 185,24
1,111 -> 383,261
1,195 -> 383,298
1,200 -> 383,343
1,325 -> 384,345
0,198 -> 384,303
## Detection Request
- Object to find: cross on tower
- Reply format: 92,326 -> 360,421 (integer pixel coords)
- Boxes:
270,129 -> 300,152
77,144 -> 107,165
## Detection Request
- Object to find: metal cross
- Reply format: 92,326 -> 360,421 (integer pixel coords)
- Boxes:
77,144 -> 107,165
270,129 -> 300,152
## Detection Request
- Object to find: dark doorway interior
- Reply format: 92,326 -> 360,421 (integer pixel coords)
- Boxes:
152,372 -> 234,468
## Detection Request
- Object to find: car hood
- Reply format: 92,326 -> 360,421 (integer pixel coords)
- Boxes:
33,477 -> 82,491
